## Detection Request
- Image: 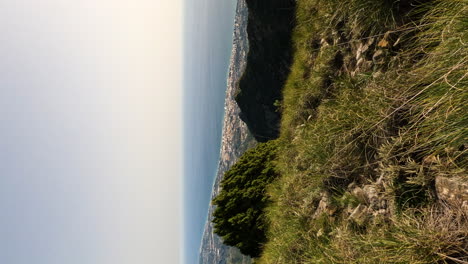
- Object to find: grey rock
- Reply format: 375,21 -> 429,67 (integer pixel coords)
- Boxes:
313,193 -> 337,218
363,185 -> 379,206
349,204 -> 369,225
435,176 -> 468,211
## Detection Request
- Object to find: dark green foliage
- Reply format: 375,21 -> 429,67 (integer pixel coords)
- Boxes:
212,141 -> 279,257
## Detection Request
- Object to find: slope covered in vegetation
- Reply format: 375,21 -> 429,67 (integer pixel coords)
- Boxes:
235,0 -> 296,142
258,0 -> 468,263
214,0 -> 467,263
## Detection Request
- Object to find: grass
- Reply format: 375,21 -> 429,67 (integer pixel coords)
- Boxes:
253,0 -> 468,263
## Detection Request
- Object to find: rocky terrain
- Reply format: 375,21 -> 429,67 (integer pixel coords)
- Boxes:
198,0 -> 255,263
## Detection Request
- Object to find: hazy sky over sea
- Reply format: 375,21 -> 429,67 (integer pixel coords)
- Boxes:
0,1 -> 182,263
183,0 -> 237,263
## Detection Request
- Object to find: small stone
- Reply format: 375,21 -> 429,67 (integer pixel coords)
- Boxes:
349,204 -> 368,225
352,187 -> 367,203
363,185 -> 378,200
313,193 -> 337,218
435,176 -> 468,208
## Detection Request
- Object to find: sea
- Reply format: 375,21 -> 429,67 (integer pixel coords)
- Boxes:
183,0 -> 237,263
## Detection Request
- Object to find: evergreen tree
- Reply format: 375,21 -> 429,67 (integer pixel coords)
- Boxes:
212,141 -> 278,257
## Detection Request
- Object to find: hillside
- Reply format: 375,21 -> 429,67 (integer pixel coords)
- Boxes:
198,0 -> 255,263
216,0 -> 468,263
235,0 -> 296,142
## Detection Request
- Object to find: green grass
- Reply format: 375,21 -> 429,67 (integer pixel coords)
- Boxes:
255,0 -> 468,263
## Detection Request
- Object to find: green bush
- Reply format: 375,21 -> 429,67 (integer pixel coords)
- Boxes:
212,141 -> 279,258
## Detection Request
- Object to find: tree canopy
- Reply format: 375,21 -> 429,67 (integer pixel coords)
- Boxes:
212,140 -> 279,257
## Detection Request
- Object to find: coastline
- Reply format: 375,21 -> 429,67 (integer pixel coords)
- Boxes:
198,0 -> 255,263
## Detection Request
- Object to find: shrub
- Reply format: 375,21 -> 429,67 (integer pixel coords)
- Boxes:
212,141 -> 279,257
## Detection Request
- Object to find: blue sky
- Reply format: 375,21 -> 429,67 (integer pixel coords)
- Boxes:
0,1 -> 182,263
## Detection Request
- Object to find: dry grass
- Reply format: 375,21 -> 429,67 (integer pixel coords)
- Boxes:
255,0 -> 468,263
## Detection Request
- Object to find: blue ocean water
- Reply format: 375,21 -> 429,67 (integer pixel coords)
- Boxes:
183,0 -> 237,263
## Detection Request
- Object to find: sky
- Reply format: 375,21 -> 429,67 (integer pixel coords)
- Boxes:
183,0 -> 237,263
0,1 -> 182,263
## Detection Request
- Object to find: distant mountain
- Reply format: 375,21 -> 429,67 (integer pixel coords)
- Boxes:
198,0 -> 255,263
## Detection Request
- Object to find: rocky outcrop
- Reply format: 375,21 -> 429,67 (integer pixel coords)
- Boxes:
312,174 -> 468,229
313,181 -> 391,226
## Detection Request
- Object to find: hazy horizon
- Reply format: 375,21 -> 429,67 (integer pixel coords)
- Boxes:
182,0 -> 237,263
